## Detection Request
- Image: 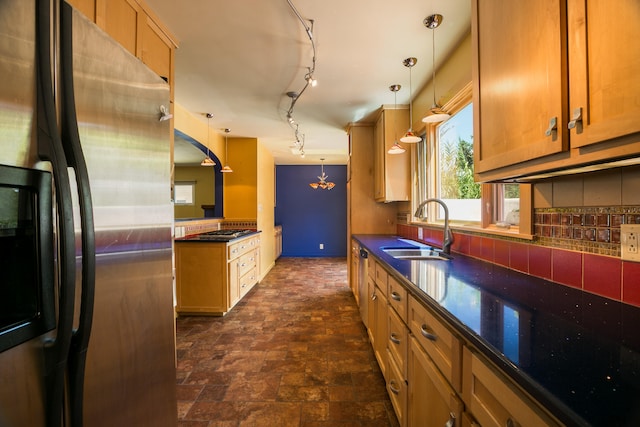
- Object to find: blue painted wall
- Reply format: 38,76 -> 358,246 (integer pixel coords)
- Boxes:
275,164 -> 347,257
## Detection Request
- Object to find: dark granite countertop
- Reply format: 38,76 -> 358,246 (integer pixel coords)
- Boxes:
354,234 -> 640,427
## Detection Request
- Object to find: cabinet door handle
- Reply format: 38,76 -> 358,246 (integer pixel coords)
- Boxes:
421,324 -> 437,341
391,291 -> 401,302
445,412 -> 456,427
567,107 -> 582,129
544,116 -> 557,136
371,291 -> 377,301
389,380 -> 400,395
505,418 -> 515,427
390,333 -> 401,345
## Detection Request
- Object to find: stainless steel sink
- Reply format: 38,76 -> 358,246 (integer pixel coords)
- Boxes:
381,247 -> 451,261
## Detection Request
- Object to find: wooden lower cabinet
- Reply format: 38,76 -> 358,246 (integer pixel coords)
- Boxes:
175,234 -> 259,316
409,336 -> 463,427
462,346 -> 561,427
362,259 -> 563,427
369,278 -> 388,379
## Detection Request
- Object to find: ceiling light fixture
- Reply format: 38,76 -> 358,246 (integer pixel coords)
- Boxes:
387,84 -> 405,155
400,57 -> 422,143
422,14 -> 450,124
220,128 -> 233,173
309,158 -> 335,190
285,0 -> 316,157
200,113 -> 216,166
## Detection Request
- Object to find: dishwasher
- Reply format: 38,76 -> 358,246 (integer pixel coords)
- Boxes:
358,247 -> 369,327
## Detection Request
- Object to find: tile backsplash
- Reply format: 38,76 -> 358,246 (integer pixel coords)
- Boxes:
534,206 -> 640,257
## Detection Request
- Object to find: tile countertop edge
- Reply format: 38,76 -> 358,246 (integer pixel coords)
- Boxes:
353,234 -> 602,427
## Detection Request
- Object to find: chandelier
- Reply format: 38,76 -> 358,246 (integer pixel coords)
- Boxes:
309,158 -> 335,190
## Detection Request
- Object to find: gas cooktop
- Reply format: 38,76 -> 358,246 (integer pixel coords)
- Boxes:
195,229 -> 254,241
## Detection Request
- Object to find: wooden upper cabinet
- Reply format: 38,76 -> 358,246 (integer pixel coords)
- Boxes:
472,0 -> 568,176
140,15 -> 173,82
567,0 -> 640,148
473,0 -> 640,181
100,0 -> 141,57
373,108 -> 410,202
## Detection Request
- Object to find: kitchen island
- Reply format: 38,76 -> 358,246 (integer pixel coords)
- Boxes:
175,230 -> 261,316
354,234 -> 640,427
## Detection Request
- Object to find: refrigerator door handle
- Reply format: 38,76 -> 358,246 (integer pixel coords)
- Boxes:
59,2 -> 97,426
36,0 -> 76,426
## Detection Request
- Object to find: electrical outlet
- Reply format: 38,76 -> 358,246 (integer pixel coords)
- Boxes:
621,224 -> 640,262
319,243 -> 324,250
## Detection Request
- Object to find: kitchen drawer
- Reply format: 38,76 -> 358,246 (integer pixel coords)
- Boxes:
388,307 -> 408,379
409,295 -> 462,392
237,250 -> 257,277
387,275 -> 407,323
228,235 -> 258,260
386,349 -> 407,427
375,262 -> 388,296
462,346 -> 561,427
239,267 -> 257,298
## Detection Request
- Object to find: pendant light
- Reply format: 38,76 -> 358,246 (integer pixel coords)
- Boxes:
220,128 -> 233,173
387,84 -> 405,154
200,113 -> 216,166
309,158 -> 335,190
422,14 -> 450,124
399,57 -> 422,143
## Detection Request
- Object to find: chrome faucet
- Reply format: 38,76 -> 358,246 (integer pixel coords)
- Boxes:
414,198 -> 454,255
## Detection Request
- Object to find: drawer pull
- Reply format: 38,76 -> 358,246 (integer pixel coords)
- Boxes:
389,380 -> 400,395
371,291 -> 377,301
421,324 -> 437,341
390,333 -> 401,345
391,291 -> 401,302
505,418 -> 515,427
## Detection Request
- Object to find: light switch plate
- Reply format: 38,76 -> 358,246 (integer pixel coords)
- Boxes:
621,224 -> 640,262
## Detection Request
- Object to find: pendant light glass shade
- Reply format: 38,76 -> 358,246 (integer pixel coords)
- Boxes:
387,84 -> 406,154
422,14 -> 450,124
220,128 -> 233,173
399,57 -> 422,143
201,113 -> 216,166
309,158 -> 335,190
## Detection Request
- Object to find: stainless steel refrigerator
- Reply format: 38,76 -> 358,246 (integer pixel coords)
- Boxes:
0,0 -> 177,425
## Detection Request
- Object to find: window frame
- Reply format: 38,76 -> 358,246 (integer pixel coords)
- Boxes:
412,82 -> 533,239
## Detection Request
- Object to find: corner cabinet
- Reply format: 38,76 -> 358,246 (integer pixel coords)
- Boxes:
373,108 -> 410,202
472,0 -> 640,182
175,234 -> 260,316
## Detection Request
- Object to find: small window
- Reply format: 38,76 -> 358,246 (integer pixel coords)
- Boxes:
174,182 -> 195,205
436,103 -> 480,223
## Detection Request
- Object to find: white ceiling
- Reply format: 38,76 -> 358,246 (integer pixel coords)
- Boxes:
145,0 -> 471,165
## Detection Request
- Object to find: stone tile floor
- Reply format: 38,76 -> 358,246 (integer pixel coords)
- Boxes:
176,257 -> 400,427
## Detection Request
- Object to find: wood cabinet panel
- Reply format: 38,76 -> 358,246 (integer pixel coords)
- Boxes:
462,346 -> 561,427
567,0 -> 640,148
473,0 -> 640,181
140,14 -> 172,80
374,108 -> 410,202
408,295 -> 462,392
99,0 -> 141,57
388,307 -> 408,380
472,0 -> 567,174
409,336 -> 463,427
176,234 -> 259,316
387,350 -> 408,427
388,275 -> 407,323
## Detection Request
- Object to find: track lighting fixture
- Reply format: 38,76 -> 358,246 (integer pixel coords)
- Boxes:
285,0 -> 316,157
